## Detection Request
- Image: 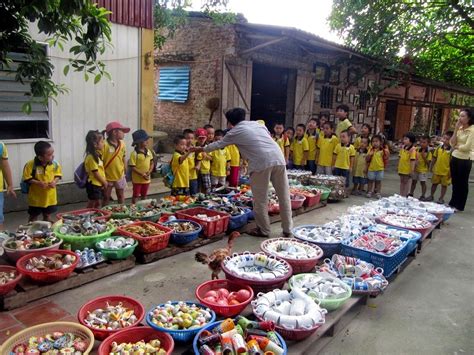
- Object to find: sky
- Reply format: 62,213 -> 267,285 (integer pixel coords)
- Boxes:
194,0 -> 342,43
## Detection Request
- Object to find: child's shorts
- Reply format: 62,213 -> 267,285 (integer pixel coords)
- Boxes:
171,187 -> 190,196
199,173 -> 211,191
317,165 -> 333,175
28,205 -> 58,217
432,174 -> 451,186
228,166 -> 240,187
0,192 -> 4,224
189,179 -> 199,195
413,172 -> 428,182
368,170 -> 384,181
353,176 -> 368,185
107,176 -> 127,190
132,183 -> 150,197
211,175 -> 226,187
86,182 -> 104,201
333,168 -> 350,187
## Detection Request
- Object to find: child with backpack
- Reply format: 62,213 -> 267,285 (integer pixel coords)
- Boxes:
84,131 -> 107,208
129,129 -> 153,203
22,141 -> 62,222
0,141 -> 16,230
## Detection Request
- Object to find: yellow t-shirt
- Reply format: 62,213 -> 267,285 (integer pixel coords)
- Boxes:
432,145 -> 451,176
187,152 -> 198,181
336,118 -> 352,137
353,135 -> 372,150
306,132 -> 318,161
129,149 -> 152,184
291,137 -> 309,166
102,140 -> 126,182
415,147 -> 432,173
353,151 -> 368,177
22,159 -> 62,208
368,148 -> 385,172
85,153 -> 105,187
210,148 -> 230,177
398,145 -> 417,175
171,151 -> 189,188
317,135 -> 339,167
197,151 -> 211,174
333,144 -> 356,170
0,142 -> 8,192
273,135 -> 290,155
227,145 -> 240,167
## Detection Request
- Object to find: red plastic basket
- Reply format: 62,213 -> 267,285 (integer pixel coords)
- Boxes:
0,266 -> 22,296
255,314 -> 322,341
56,208 -> 112,221
175,207 -> 230,238
290,194 -> 306,210
77,295 -> 145,340
303,191 -> 321,207
117,221 -> 172,253
195,279 -> 254,317
16,250 -> 79,284
98,326 -> 174,355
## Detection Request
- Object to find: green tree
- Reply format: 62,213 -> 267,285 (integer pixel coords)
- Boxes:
329,0 -> 474,88
0,0 -> 112,113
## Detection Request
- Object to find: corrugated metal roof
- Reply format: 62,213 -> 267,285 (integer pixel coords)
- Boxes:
96,0 -> 153,29
158,67 -> 190,103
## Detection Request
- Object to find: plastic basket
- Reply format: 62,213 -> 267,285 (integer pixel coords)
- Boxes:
292,225 -> 343,258
53,224 -> 115,250
98,326 -> 175,355
228,209 -> 250,230
0,265 -> 22,296
0,322 -> 94,355
175,208 -> 230,238
117,221 -> 172,253
377,214 -> 433,238
303,191 -> 321,207
95,237 -> 138,260
16,250 -> 79,284
130,209 -> 162,222
260,238 -> 324,274
341,235 -> 409,277
195,279 -> 254,317
192,321 -> 287,355
254,312 -> 324,341
314,186 -> 331,200
146,302 -> 216,342
162,219 -> 202,245
2,237 -> 63,262
57,208 -> 111,222
290,194 -> 306,210
77,295 -> 145,340
368,225 -> 422,257
101,204 -> 130,219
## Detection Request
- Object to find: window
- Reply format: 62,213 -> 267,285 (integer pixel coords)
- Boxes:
0,46 -> 50,140
158,66 -> 190,103
320,85 -> 334,109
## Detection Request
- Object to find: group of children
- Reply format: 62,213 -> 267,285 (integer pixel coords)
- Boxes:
169,125 -> 241,197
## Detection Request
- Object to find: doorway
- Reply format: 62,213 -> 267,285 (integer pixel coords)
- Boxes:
250,63 -> 290,130
384,100 -> 398,141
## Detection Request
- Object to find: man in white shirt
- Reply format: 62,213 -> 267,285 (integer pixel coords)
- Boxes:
193,108 -> 292,237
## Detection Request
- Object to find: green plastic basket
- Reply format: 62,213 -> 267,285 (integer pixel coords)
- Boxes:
313,186 -> 331,201
129,209 -> 162,222
53,224 -> 116,251
101,204 -> 131,219
95,237 -> 138,260
288,273 -> 352,311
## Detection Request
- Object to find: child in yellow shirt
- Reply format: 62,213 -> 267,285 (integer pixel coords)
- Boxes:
210,130 -> 230,188
22,141 -> 62,222
0,141 -> 15,230
171,135 -> 192,196
366,135 -> 389,199
352,137 -> 369,195
273,122 -> 290,164
195,128 -> 211,194
316,122 -> 339,175
409,135 -> 432,200
398,132 -> 417,197
428,131 -> 453,204
332,130 -> 355,190
306,118 -> 319,174
84,131 -> 107,208
129,129 -> 153,203
353,124 -> 372,150
290,124 -> 309,170
102,121 -> 130,205
285,127 -> 295,169
183,129 -> 199,195
227,144 -> 240,187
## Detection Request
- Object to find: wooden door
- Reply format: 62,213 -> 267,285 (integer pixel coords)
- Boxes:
395,104 -> 413,139
221,58 -> 252,128
293,70 -> 315,126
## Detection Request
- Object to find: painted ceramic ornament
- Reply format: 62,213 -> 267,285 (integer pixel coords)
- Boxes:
349,231 -> 406,255
110,339 -> 166,355
85,302 -> 138,330
107,218 -> 135,228
11,332 -> 88,355
75,248 -> 104,268
25,253 -> 76,272
121,223 -> 166,237
378,214 -> 432,230
223,253 -> 291,281
0,270 -> 17,284
164,221 -> 199,233
293,225 -> 345,243
289,273 -> 352,301
149,301 -> 213,330
97,237 -> 135,250
58,214 -> 109,236
264,239 -> 322,260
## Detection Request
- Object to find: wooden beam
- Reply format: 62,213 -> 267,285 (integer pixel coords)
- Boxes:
241,36 -> 288,55
224,61 -> 250,111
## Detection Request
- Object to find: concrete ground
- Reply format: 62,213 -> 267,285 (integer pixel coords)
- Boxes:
2,165 -> 473,354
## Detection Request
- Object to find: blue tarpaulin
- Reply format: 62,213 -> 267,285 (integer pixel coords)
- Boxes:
158,66 -> 190,103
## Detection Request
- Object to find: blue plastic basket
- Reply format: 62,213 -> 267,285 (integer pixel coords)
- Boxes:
443,212 -> 454,222
162,220 -> 202,245
192,320 -> 288,355
239,176 -> 250,185
228,209 -> 250,230
341,235 -> 409,277
146,302 -> 216,342
292,225 -> 342,257
367,225 -> 422,257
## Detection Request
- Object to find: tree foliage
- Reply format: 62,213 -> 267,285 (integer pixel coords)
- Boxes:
329,0 -> 474,88
0,0 -> 112,112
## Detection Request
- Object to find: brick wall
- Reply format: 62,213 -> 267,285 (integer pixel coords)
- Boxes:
154,17 -> 236,151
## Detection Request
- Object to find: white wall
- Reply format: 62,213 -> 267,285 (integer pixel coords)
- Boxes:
5,23 -> 140,187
